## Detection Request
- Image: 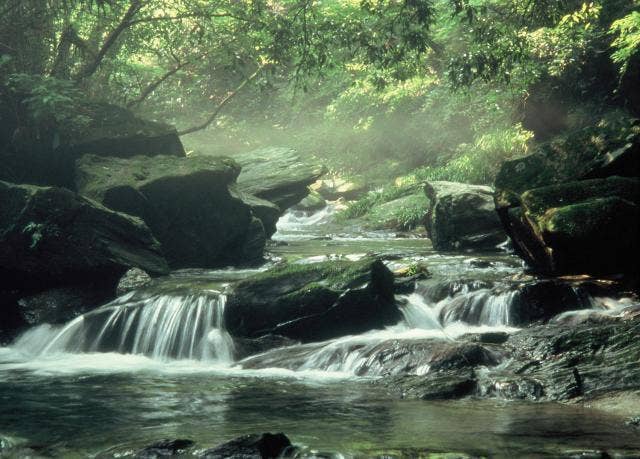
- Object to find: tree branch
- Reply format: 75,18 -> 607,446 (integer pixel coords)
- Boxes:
74,0 -> 143,81
178,65 -> 265,136
126,59 -> 191,108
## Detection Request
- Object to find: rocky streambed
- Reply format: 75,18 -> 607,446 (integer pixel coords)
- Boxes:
1,207 -> 639,458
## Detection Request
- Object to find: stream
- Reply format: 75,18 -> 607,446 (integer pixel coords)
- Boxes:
1,205 -> 639,458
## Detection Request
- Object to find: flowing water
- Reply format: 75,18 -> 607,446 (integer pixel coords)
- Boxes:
1,204 -> 639,457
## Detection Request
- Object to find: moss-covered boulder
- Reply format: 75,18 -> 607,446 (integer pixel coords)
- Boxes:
0,101 -> 185,189
75,154 -> 265,268
224,257 -> 400,343
501,177 -> 639,276
292,189 -> 326,212
423,181 -> 506,251
234,191 -> 281,238
234,147 -> 326,211
495,117 -> 639,195
365,191 -> 429,231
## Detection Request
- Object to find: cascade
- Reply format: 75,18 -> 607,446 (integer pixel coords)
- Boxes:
13,290 -> 234,363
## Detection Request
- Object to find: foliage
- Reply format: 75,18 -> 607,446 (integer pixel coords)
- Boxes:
610,10 -> 640,74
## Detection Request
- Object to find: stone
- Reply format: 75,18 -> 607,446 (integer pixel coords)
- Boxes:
0,180 -> 168,290
498,177 -> 640,276
235,147 -> 326,211
423,181 -> 506,251
311,176 -> 367,201
293,189 -> 326,212
75,154 -> 264,268
224,257 -> 399,343
136,439 -> 195,458
201,433 -> 291,459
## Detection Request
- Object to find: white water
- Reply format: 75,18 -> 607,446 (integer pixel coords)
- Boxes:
11,290 -> 235,363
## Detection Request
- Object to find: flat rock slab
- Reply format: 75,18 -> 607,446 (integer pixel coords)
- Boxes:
235,147 -> 326,211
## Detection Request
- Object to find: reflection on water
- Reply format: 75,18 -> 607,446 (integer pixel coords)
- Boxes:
1,369 -> 639,457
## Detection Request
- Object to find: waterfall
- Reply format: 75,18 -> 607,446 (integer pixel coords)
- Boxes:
13,290 -> 235,363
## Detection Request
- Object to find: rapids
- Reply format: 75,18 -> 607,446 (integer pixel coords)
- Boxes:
1,203 -> 639,457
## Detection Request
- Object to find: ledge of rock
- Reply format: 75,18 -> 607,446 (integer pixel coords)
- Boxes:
423,181 -> 506,251
75,154 -> 265,268
235,147 -> 326,211
1,101 -> 185,189
224,257 -> 400,343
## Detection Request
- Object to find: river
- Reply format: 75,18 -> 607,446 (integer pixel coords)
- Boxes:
1,206 -> 639,457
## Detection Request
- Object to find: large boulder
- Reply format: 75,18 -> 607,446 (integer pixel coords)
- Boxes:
0,180 -> 168,289
365,190 -> 429,231
234,147 -> 326,211
497,177 -> 639,276
75,154 -> 265,268
224,258 -> 400,343
495,118 -> 640,195
423,181 -> 506,251
0,101 -> 185,189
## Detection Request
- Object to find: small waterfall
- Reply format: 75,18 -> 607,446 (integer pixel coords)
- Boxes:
13,291 -> 235,363
274,204 -> 337,239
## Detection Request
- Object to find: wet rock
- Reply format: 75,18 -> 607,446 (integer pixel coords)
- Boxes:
224,257 -> 400,343
475,372 -> 544,400
423,181 -> 506,251
293,189 -> 326,212
234,335 -> 300,360
237,192 -> 281,238
496,176 -> 640,276
201,433 -> 292,459
494,118 -> 640,195
464,331 -> 510,344
626,416 -> 640,428
235,147 -> 326,211
383,370 -> 477,400
117,268 -> 153,296
137,439 -> 194,458
0,181 -> 169,290
503,316 -> 640,401
76,154 -> 264,268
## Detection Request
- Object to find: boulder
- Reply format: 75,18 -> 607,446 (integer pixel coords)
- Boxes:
235,147 -> 326,211
224,258 -> 400,343
116,268 -> 153,296
75,154 -> 265,268
0,101 -> 185,189
201,433 -> 291,459
495,118 -> 640,195
0,180 -> 168,289
292,189 -> 326,212
235,191 -> 281,238
423,181 -> 506,251
497,177 -> 640,276
311,176 -> 367,201
365,190 -> 428,231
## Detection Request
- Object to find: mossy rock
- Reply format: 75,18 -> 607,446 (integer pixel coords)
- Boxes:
224,257 -> 399,343
75,154 -> 264,268
424,181 -> 506,251
495,115 -> 639,196
510,177 -> 640,275
293,189 -> 326,212
365,192 -> 429,231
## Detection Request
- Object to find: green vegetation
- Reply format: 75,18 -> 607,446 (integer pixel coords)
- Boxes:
1,0 -> 638,194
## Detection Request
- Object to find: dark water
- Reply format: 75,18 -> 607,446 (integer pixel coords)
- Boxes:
1,208 -> 638,458
1,367 -> 639,458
